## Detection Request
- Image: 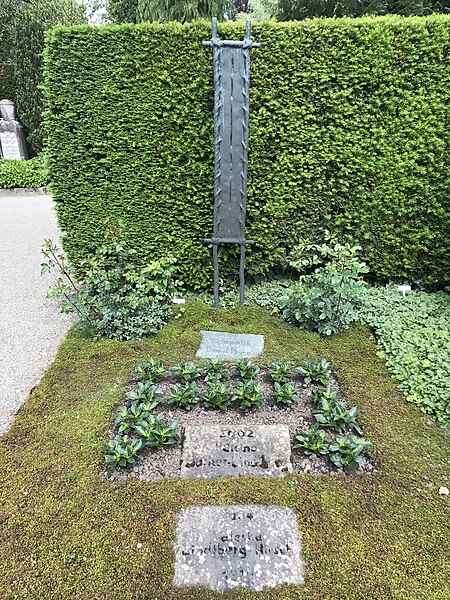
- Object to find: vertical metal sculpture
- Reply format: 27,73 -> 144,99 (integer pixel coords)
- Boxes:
203,18 -> 260,307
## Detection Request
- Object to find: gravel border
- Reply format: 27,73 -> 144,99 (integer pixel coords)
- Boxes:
103,367 -> 377,483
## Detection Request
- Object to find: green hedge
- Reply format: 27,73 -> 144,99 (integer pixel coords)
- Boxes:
44,17 -> 450,288
0,62 -> 14,101
0,155 -> 49,189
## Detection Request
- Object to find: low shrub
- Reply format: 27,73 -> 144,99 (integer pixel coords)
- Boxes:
41,229 -> 181,340
0,154 -> 48,188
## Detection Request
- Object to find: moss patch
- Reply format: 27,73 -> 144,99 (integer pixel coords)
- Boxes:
0,302 -> 449,598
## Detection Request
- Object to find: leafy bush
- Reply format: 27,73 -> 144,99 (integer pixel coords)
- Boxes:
0,154 -> 48,189
44,17 -> 450,288
202,382 -> 231,410
360,286 -> 450,427
293,425 -> 331,456
272,382 -> 298,406
282,240 -> 368,335
203,358 -> 228,382
168,383 -> 199,410
233,380 -> 263,410
133,358 -> 166,383
105,435 -> 143,467
234,359 -> 260,381
170,361 -> 202,382
41,232 -> 180,340
134,413 -> 180,448
297,358 -> 330,386
269,361 -> 292,385
329,434 -> 372,470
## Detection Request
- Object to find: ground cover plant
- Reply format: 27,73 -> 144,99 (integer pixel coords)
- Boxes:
0,154 -> 48,188
0,302 -> 449,598
104,354 -> 372,477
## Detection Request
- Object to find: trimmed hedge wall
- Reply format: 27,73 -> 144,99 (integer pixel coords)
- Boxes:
0,62 -> 14,101
44,17 -> 450,288
0,155 -> 48,189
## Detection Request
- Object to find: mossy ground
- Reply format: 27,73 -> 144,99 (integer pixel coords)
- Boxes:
1,302 -> 449,599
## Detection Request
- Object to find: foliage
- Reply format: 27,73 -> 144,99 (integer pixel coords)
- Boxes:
282,239 -> 369,335
133,358 -> 165,383
0,61 -> 15,101
328,434 -> 373,470
0,154 -> 48,189
114,400 -> 151,433
41,233 -> 180,341
44,17 -> 450,288
201,381 -> 231,410
10,0 -> 86,154
297,358 -> 330,386
234,359 -> 260,380
203,358 -> 228,382
136,0 -> 231,23
277,0 -> 448,21
170,361 -> 202,382
360,285 -> 450,427
104,435 -> 143,467
269,360 -> 291,384
232,380 -> 263,409
168,383 -> 199,409
126,382 -> 163,406
272,381 -> 298,406
293,424 -> 331,455
134,413 -> 180,448
314,398 -> 360,433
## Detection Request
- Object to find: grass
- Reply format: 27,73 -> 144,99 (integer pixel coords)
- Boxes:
0,301 -> 449,599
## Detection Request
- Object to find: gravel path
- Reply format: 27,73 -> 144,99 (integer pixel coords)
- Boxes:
0,189 -> 75,436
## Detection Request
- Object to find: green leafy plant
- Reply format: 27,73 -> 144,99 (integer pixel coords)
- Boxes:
234,359 -> 260,381
134,358 -> 165,383
293,424 -> 331,456
201,382 -> 231,411
269,361 -> 292,384
171,361 -> 202,382
282,238 -> 369,335
203,359 -> 228,382
126,382 -> 162,405
41,231 -> 181,341
104,435 -> 143,468
314,400 -> 361,433
232,380 -> 263,410
311,382 -> 339,405
297,358 -> 330,386
273,382 -> 298,406
329,434 -> 372,470
114,400 -> 151,434
134,413 -> 180,448
168,383 -> 199,410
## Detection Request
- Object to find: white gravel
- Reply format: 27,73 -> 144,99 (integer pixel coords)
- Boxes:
0,189 -> 75,436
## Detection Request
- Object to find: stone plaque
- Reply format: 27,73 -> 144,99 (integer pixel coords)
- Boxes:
0,131 -> 21,160
180,425 -> 292,479
197,330 -> 264,359
174,505 -> 305,591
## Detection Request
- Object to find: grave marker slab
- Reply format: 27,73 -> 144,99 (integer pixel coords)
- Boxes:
197,330 -> 264,359
181,424 -> 292,479
174,505 -> 304,591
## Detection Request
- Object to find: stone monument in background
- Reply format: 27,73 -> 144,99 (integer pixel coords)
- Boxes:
0,99 -> 28,160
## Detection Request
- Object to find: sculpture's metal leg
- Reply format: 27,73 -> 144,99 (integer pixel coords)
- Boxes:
213,243 -> 220,307
239,243 -> 246,306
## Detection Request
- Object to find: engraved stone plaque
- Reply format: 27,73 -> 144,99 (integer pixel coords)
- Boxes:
197,330 -> 264,359
180,425 -> 292,479
174,505 -> 305,591
0,131 -> 21,160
